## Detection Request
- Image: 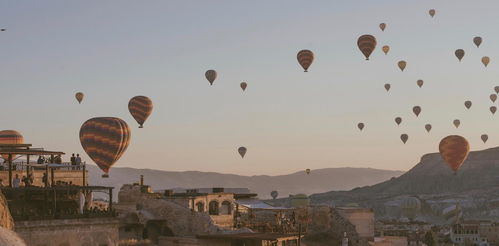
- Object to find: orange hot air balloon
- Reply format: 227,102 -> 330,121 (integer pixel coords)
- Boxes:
382,45 -> 390,55
400,134 -> 408,144
395,117 -> 402,126
417,80 -> 424,88
384,83 -> 391,92
75,92 -> 84,104
429,9 -> 436,17
240,82 -> 248,91
453,119 -> 461,128
357,35 -> 377,60
0,130 -> 24,161
79,117 -> 130,176
128,96 -> 153,128
413,106 -> 421,117
205,70 -> 217,85
439,135 -> 470,173
425,124 -> 432,133
306,169 -> 311,175
481,134 -> 488,143
357,123 -> 365,131
473,37 -> 482,48
490,106 -> 497,115
482,56 -> 490,67
495,86 -> 499,94
379,23 -> 386,31
455,49 -> 465,61
464,101 -> 472,109
398,61 -> 407,71
490,94 -> 497,103
297,49 -> 314,72
238,147 -> 247,158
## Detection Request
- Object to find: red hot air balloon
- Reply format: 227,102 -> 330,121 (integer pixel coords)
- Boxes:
128,96 -> 153,128
79,117 -> 131,177
205,70 -> 217,85
0,130 -> 24,161
439,135 -> 470,173
238,147 -> 247,158
297,50 -> 314,72
357,35 -> 377,60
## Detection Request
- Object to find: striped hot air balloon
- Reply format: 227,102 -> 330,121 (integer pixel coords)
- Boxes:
79,117 -> 131,176
0,130 -> 24,161
357,35 -> 377,60
75,92 -> 84,104
439,135 -> 470,173
205,70 -> 217,85
297,50 -> 314,72
128,96 -> 153,128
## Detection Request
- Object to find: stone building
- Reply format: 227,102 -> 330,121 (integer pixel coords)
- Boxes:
336,207 -> 375,241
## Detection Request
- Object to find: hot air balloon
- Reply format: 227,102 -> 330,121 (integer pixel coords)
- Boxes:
429,9 -> 436,17
395,117 -> 402,126
413,106 -> 421,117
495,86 -> 499,94
400,134 -> 408,144
205,70 -> 217,85
401,197 -> 421,220
79,117 -> 130,177
384,83 -> 391,92
439,135 -> 470,173
481,134 -> 488,143
357,35 -> 377,60
425,124 -> 432,133
0,130 -> 24,161
240,82 -> 247,91
75,92 -> 84,104
482,56 -> 490,67
128,96 -> 153,128
464,101 -> 472,109
306,169 -> 311,175
455,49 -> 465,62
357,123 -> 365,131
379,23 -> 386,31
490,94 -> 497,103
453,119 -> 461,128
382,45 -> 390,55
297,49 -> 314,72
271,191 -> 278,199
473,37 -> 482,48
238,147 -> 247,158
490,106 -> 497,115
417,80 -> 424,88
398,61 -> 407,71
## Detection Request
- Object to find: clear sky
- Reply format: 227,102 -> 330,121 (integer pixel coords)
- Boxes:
1,0 -> 499,175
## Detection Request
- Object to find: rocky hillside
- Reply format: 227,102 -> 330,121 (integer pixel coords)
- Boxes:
309,147 -> 499,222
87,166 -> 403,199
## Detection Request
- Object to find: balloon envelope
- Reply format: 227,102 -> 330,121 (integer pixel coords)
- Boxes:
75,92 -> 84,104
482,56 -> 490,67
297,49 -> 314,72
379,23 -> 386,31
128,96 -> 153,128
357,123 -> 365,131
357,35 -> 377,60
382,45 -> 390,55
413,106 -> 421,117
400,134 -> 408,144
464,101 -> 472,109
384,83 -> 391,92
481,134 -> 488,143
453,119 -> 461,128
205,70 -> 217,85
425,124 -> 432,133
495,86 -> 499,94
0,130 -> 24,161
398,61 -> 407,71
238,147 -> 247,158
429,9 -> 436,17
271,191 -> 278,199
240,82 -> 248,91
455,49 -> 465,61
490,94 -> 497,103
417,80 -> 424,88
439,135 -> 470,172
79,117 -> 131,174
473,37 -> 482,48
490,106 -> 497,114
395,117 -> 402,125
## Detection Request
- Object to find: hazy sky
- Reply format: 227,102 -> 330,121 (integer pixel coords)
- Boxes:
1,0 -> 499,175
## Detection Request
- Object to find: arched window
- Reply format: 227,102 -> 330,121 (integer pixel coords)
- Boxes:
196,202 -> 205,212
220,201 -> 232,215
209,201 -> 219,215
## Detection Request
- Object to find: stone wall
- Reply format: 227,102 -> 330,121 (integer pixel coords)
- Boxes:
15,217 -> 120,246
0,170 -> 88,186
0,190 -> 25,245
0,190 -> 14,229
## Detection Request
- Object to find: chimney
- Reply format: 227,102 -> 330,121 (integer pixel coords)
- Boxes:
140,175 -> 144,186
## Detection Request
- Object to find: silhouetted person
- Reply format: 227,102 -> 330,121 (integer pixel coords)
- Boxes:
13,174 -> 20,188
22,176 -> 29,187
75,154 -> 82,170
37,156 -> 45,164
54,155 -> 62,164
70,153 -> 76,170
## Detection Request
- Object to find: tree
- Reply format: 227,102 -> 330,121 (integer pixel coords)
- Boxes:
423,231 -> 438,246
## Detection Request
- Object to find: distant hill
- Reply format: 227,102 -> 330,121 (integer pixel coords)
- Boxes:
308,147 -> 499,221
86,165 -> 403,199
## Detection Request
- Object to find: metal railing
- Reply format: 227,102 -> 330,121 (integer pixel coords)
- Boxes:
0,161 -> 86,171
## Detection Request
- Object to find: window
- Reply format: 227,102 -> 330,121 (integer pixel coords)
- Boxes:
220,201 -> 232,215
209,201 -> 219,215
196,202 -> 205,212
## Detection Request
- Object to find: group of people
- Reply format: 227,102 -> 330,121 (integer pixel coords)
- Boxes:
70,153 -> 82,170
